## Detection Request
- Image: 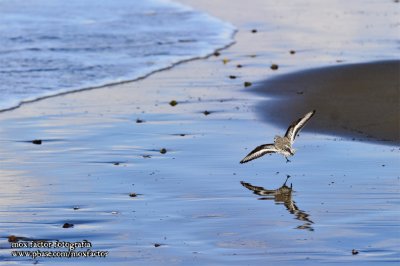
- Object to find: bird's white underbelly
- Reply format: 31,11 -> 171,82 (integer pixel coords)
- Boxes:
278,149 -> 292,157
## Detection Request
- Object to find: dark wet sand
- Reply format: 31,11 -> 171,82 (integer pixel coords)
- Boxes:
254,60 -> 400,144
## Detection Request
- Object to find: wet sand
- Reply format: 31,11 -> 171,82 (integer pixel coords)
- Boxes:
0,0 -> 399,265
254,60 -> 400,144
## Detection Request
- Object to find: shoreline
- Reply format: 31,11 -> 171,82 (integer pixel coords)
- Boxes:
0,40 -> 237,114
0,0 -> 237,114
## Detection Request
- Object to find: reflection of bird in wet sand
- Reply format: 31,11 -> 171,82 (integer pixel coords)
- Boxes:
240,110 -> 316,163
241,176 -> 314,231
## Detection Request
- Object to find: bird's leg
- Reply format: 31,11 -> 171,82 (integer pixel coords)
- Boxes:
285,157 -> 291,163
283,175 -> 291,186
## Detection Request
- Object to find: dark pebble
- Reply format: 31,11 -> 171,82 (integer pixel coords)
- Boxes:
154,243 -> 162,247
113,162 -> 120,166
8,235 -> 18,243
229,75 -> 237,79
244,81 -> 252,87
290,50 -> 296,54
169,100 -> 178,106
129,193 -> 137,198
236,64 -> 243,68
352,249 -> 359,255
73,206 -> 80,210
160,148 -> 167,154
136,119 -> 144,123
214,51 -> 220,57
32,139 -> 42,145
62,223 -> 74,228
251,29 -> 257,33
203,111 -> 211,116
270,64 -> 279,70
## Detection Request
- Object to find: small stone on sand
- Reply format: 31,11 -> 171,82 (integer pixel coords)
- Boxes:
32,139 -> 42,145
203,111 -> 211,116
136,119 -> 144,123
251,29 -> 257,33
214,51 -> 220,57
236,64 -> 243,68
129,193 -> 137,197
290,50 -> 296,54
154,243 -> 162,247
169,100 -> 178,106
8,235 -> 18,243
352,249 -> 359,255
270,64 -> 279,70
244,81 -> 252,87
62,223 -> 74,228
229,75 -> 237,79
160,148 -> 167,154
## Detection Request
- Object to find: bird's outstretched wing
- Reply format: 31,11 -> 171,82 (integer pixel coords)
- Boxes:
284,110 -> 316,144
240,144 -> 277,164
240,181 -> 276,196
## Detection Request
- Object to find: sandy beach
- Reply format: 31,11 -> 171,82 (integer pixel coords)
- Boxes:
255,60 -> 400,144
0,0 -> 399,265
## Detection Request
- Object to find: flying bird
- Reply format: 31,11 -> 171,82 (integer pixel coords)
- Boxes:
240,110 -> 315,163
240,176 -> 314,231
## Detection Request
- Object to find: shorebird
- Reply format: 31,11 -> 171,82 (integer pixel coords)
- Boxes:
240,176 -> 314,231
240,110 -> 315,163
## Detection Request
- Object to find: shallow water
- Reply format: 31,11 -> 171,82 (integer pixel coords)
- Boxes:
0,0 -> 234,111
0,68 -> 399,264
